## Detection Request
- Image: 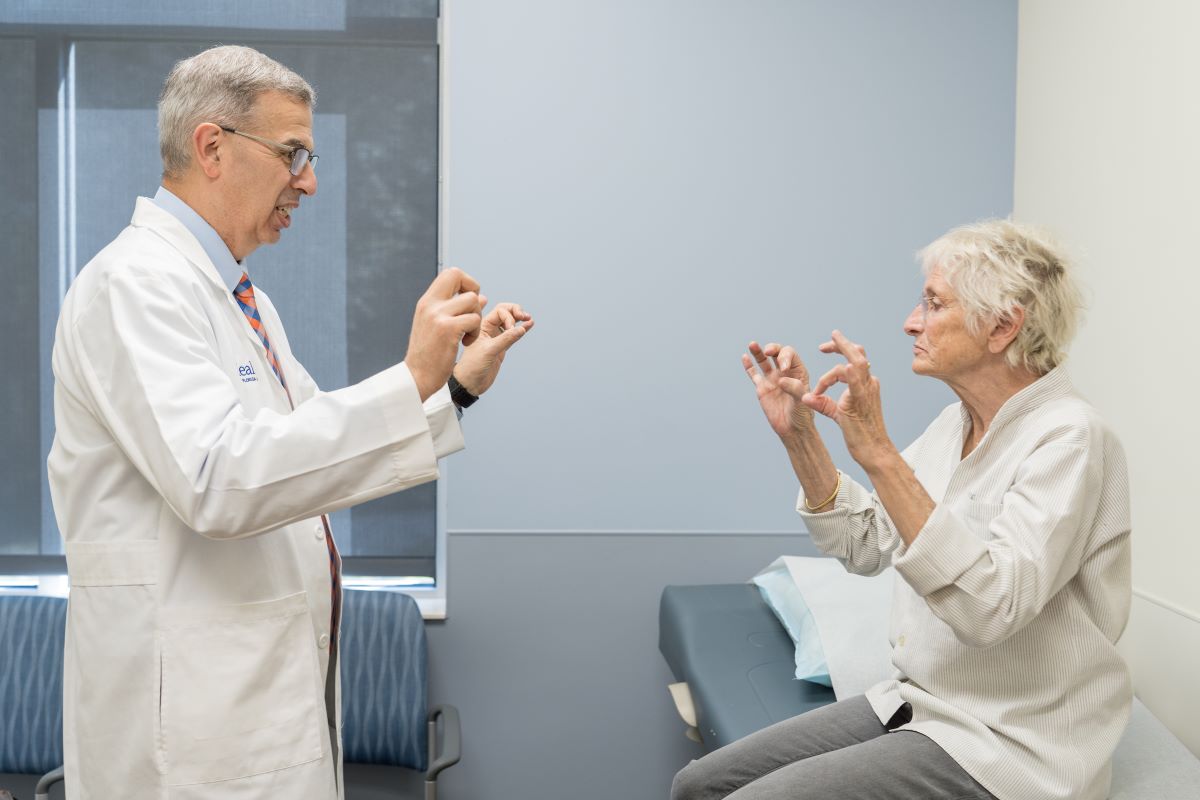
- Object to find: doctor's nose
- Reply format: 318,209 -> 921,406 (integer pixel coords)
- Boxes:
292,163 -> 317,197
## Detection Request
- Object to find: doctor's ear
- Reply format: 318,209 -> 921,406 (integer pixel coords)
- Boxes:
192,122 -> 224,179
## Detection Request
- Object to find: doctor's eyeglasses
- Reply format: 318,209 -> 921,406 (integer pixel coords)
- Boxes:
219,126 -> 319,176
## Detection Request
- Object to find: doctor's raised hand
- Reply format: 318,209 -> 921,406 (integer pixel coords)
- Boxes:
404,267 -> 486,401
453,302 -> 534,398
403,270 -> 534,403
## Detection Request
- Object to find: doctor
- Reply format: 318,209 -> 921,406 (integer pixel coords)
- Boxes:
47,45 -> 531,799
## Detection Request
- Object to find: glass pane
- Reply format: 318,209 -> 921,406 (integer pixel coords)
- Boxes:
0,38 -> 41,556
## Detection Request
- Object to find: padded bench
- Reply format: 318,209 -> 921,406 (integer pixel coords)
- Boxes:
0,590 -> 459,799
659,583 -> 833,749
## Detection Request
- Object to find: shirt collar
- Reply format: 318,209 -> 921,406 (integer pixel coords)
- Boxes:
151,186 -> 245,292
958,364 -> 1075,432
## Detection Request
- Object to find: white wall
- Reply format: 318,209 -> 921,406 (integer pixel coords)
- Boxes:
1015,0 -> 1200,755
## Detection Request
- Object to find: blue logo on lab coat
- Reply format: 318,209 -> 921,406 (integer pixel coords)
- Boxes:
239,363 -> 257,382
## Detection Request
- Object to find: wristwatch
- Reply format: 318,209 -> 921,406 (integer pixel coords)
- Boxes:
448,373 -> 479,409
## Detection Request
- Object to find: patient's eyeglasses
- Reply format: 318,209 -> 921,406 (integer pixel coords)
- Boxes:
919,294 -> 955,322
219,126 -> 318,176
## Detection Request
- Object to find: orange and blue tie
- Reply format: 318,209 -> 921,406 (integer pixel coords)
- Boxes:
234,272 -> 342,652
234,273 -> 288,393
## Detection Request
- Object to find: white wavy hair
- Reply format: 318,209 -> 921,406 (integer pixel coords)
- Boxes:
918,219 -> 1083,375
158,45 -> 315,179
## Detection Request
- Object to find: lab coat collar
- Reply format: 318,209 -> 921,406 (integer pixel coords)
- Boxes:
129,195 -> 233,293
150,186 -> 246,292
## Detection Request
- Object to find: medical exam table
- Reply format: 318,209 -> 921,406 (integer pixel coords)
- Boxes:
659,583 -> 1200,799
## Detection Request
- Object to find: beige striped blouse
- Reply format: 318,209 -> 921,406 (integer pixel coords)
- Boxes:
799,366 -> 1132,800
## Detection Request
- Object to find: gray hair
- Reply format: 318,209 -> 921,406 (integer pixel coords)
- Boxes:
917,219 -> 1083,375
158,45 -> 316,179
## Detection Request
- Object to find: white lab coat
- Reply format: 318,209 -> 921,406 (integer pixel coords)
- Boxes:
47,198 -> 464,799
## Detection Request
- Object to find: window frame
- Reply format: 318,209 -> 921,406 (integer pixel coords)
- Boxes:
0,6 -> 450,619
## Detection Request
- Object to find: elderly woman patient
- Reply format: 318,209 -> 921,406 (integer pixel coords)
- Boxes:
673,220 -> 1132,800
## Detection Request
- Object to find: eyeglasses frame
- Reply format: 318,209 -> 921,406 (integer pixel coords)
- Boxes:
218,125 -> 318,176
918,294 -> 956,323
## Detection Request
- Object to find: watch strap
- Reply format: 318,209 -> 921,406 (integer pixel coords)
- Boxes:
448,374 -> 479,408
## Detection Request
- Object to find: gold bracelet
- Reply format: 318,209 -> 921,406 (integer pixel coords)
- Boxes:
804,472 -> 841,511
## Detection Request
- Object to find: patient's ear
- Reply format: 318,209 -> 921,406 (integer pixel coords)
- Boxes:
987,306 -> 1025,354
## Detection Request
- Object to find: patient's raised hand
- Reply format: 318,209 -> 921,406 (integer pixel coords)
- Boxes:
741,341 -> 815,442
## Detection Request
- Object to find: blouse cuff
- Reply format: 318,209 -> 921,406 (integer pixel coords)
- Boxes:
797,473 -> 869,557
892,503 -> 990,597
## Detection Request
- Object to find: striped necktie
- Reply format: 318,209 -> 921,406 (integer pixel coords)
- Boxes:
234,273 -> 288,392
233,271 -> 342,654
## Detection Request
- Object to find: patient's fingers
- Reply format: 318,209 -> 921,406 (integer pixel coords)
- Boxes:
763,342 -> 786,371
773,347 -> 789,371
803,364 -> 845,418
809,363 -> 847,398
778,375 -> 808,398
777,345 -> 806,374
830,330 -> 868,365
802,390 -> 838,419
747,341 -> 776,376
820,337 -> 866,361
741,353 -> 764,386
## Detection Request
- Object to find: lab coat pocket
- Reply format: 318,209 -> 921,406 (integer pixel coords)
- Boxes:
157,591 -> 325,786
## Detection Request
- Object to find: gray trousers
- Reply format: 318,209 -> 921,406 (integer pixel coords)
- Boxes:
670,696 -> 998,800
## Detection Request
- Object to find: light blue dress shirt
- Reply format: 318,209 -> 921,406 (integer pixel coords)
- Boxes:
151,186 -> 245,293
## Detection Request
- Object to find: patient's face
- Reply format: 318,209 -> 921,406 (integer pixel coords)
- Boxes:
903,268 -> 988,381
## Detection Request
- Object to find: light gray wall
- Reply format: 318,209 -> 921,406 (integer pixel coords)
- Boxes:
433,1 -> 1017,798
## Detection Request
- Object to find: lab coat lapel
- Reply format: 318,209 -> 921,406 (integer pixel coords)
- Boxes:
130,197 -> 293,408
130,197 -> 226,290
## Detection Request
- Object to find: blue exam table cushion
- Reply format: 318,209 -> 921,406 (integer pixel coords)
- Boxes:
658,584 -> 835,750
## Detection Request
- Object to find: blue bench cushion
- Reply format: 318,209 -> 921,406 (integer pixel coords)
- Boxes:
0,595 -> 67,775
339,589 -> 428,771
0,589 -> 429,776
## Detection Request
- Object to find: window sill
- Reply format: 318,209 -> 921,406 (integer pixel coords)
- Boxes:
1,575 -> 447,620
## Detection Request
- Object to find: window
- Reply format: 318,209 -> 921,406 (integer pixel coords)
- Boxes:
0,1 -> 447,615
